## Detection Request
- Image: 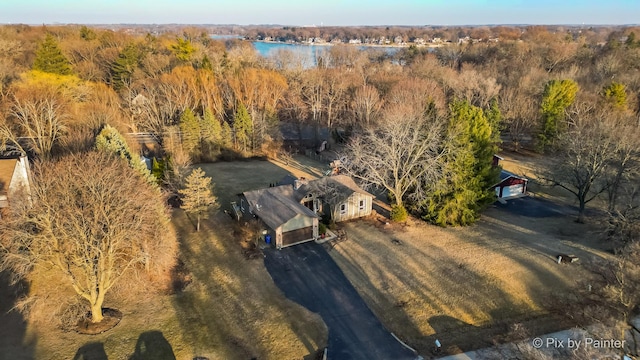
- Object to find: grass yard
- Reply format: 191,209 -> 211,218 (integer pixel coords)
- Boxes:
0,156 -> 328,360
328,207 -> 610,356
0,153 -> 612,359
195,155 -> 327,210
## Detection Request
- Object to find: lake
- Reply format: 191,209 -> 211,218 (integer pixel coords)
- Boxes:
251,41 -> 401,67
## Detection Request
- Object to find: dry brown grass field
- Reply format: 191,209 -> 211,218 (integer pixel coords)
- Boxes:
1,156 -> 328,360
0,154 -> 610,359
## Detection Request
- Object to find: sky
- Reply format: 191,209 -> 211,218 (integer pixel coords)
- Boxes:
0,0 -> 638,26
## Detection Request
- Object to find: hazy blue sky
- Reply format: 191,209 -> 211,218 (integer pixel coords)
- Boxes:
1,0 -> 638,25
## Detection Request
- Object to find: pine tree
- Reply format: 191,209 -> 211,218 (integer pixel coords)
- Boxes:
233,103 -> 253,153
538,79 -> 578,152
200,109 -> 221,145
179,168 -> 218,232
603,82 -> 627,111
179,109 -> 201,158
170,37 -> 196,62
220,120 -> 233,149
423,101 -> 499,226
33,34 -> 72,75
95,125 -> 157,187
111,43 -> 140,90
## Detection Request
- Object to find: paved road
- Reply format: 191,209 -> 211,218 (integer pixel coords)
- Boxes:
264,242 -> 417,360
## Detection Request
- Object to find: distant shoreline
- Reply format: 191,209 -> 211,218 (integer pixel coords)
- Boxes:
249,39 -> 445,49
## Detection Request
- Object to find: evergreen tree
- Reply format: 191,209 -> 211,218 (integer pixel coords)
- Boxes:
95,125 -> 157,187
79,26 -> 96,41
179,109 -> 201,158
179,168 -> 218,232
199,109 -> 222,159
111,43 -> 140,90
200,109 -> 221,145
626,32 -> 638,48
33,34 -> 72,75
423,101 -> 499,226
538,79 -> 578,152
233,103 -> 253,153
200,55 -> 213,71
220,120 -> 233,149
603,82 -> 628,111
170,37 -> 196,62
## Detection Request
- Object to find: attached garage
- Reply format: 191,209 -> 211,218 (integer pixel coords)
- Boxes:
240,186 -> 319,249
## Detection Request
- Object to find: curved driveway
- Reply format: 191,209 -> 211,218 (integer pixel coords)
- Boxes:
264,242 -> 417,360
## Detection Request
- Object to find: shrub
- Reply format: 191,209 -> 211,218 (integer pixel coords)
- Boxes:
390,204 -> 408,222
319,222 -> 327,235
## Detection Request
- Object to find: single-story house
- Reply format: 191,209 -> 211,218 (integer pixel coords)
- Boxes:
238,175 -> 373,248
490,155 -> 528,202
0,154 -> 32,211
296,175 -> 373,223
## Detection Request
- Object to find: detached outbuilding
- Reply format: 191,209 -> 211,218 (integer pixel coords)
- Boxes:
490,156 -> 528,202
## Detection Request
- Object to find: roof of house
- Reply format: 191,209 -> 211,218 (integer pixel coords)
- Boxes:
0,159 -> 18,196
243,185 -> 318,230
244,175 -> 371,228
298,175 -> 372,204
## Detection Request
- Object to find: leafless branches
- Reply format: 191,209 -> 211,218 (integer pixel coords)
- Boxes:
341,104 -> 445,209
0,152 -> 177,323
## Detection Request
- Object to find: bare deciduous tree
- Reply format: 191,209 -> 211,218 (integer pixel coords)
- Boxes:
500,87 -> 537,151
340,103 -> 445,210
9,91 -> 67,159
351,84 -> 381,128
541,103 -> 619,222
0,152 -> 177,323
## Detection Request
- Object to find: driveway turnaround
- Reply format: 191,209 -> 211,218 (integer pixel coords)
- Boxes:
264,242 -> 417,360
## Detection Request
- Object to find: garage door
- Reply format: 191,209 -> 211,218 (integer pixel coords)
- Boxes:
503,184 -> 524,198
282,226 -> 314,247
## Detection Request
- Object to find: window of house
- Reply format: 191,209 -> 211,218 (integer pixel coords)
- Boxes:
359,199 -> 365,211
340,203 -> 347,215
240,199 -> 245,212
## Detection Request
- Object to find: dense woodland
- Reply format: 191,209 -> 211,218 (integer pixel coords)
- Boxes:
0,24 -> 639,331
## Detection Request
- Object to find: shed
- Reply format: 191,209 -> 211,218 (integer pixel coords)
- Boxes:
492,170 -> 528,201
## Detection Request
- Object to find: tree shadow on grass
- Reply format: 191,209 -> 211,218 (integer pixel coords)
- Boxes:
428,315 -> 481,355
0,266 -> 34,360
170,210 -> 326,359
73,342 -> 108,360
128,331 -> 176,360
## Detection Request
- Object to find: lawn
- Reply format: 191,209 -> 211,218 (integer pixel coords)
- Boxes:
0,153 -> 610,359
0,156 -> 328,360
328,206 -> 610,356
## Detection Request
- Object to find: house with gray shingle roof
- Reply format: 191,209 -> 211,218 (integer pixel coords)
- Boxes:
238,175 -> 373,248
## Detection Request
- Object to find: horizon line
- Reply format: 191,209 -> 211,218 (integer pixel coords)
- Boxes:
1,22 -> 639,28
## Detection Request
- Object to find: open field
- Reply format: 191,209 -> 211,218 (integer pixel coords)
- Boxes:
1,178 -> 327,360
202,154 -> 613,356
329,205 -> 611,356
0,154 -> 612,359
